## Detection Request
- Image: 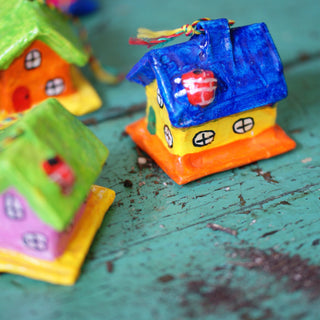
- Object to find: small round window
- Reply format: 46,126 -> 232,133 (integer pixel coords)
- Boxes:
157,88 -> 164,108
23,232 -> 48,251
25,50 -> 42,70
193,130 -> 215,147
233,117 -> 254,134
4,193 -> 25,220
164,125 -> 173,148
45,78 -> 65,96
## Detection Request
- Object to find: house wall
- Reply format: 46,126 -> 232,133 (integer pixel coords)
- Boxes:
0,187 -> 85,261
145,80 -> 277,157
0,40 -> 76,118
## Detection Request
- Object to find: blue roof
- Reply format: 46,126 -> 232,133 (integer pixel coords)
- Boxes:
127,19 -> 288,128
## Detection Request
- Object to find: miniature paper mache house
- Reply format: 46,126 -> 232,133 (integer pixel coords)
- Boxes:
0,99 -> 115,285
126,18 -> 296,184
0,0 -> 102,122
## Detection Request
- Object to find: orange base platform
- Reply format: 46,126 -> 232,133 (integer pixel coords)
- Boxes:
126,118 -> 296,185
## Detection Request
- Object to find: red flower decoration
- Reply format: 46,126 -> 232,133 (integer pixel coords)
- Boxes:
181,69 -> 217,107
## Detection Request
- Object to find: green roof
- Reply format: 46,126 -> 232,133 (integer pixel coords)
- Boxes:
0,98 -> 109,231
0,0 -> 88,70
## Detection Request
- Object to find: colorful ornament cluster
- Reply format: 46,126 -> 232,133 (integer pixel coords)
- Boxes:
0,0 -> 296,285
0,0 -> 115,285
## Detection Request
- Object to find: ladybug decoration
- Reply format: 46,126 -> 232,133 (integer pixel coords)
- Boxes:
181,69 -> 217,107
42,156 -> 75,195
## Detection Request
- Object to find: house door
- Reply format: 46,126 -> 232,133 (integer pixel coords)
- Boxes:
12,86 -> 31,112
147,106 -> 156,134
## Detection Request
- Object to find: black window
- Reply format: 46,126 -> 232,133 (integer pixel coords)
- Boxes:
233,117 -> 254,134
193,130 -> 215,147
3,193 -> 25,220
45,78 -> 65,96
25,50 -> 42,70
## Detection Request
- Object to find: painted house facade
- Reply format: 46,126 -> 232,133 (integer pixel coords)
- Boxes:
0,99 -> 109,261
0,0 -> 101,121
126,19 -> 296,184
0,188 -> 85,260
145,80 -> 277,156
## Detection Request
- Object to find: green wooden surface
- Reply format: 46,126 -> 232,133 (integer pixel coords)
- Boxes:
1,1 -> 320,319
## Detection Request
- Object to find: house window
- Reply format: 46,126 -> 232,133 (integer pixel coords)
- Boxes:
45,78 -> 65,96
157,88 -> 164,108
233,117 -> 254,134
193,130 -> 215,147
23,232 -> 48,251
3,193 -> 25,220
25,50 -> 42,70
164,125 -> 173,148
42,156 -> 75,195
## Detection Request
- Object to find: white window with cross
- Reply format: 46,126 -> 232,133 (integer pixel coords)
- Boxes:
23,232 -> 48,251
25,49 -> 42,70
45,78 -> 65,96
157,88 -> 164,108
193,130 -> 215,147
164,125 -> 173,148
3,193 -> 25,220
233,117 -> 254,134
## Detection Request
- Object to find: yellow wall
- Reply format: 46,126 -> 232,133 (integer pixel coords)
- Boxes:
145,80 -> 277,156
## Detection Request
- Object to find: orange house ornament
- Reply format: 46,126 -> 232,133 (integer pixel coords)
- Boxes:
0,0 -> 102,121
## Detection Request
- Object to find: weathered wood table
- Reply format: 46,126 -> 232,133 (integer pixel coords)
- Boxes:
1,1 -> 320,319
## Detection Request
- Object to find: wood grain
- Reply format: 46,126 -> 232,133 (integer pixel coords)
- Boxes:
1,1 -> 320,319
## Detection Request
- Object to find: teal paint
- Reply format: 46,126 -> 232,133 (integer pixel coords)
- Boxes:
1,0 -> 320,319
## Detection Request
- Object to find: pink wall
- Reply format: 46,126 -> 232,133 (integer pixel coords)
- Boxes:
0,188 -> 85,261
